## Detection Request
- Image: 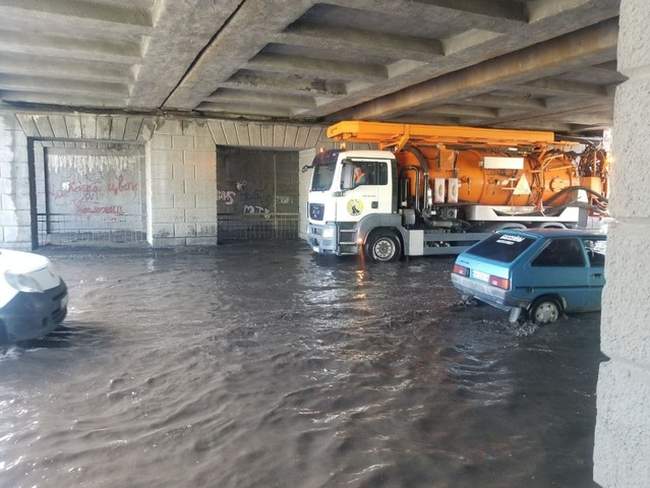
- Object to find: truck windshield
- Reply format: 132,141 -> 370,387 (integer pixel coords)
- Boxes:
311,163 -> 336,191
467,233 -> 535,263
310,151 -> 340,191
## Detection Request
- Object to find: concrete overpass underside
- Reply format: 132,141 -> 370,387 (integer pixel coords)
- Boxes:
0,0 -> 622,134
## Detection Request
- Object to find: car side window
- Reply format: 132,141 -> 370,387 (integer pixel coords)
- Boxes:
531,238 -> 586,267
583,239 -> 606,267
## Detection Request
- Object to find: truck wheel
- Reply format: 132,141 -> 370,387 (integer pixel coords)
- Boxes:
530,298 -> 562,324
365,230 -> 401,263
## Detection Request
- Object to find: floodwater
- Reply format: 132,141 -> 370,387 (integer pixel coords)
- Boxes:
0,242 -> 603,488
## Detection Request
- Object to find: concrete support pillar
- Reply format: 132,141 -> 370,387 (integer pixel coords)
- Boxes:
298,149 -> 315,241
0,113 -> 31,248
593,2 -> 650,486
146,119 -> 218,247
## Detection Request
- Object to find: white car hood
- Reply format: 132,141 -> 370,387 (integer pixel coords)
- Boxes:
0,249 -> 61,291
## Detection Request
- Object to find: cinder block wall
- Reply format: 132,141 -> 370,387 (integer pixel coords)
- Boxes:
0,114 -> 30,248
593,1 -> 650,486
0,112 -> 375,248
146,119 -> 218,247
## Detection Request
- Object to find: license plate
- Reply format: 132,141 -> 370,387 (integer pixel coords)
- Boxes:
473,270 -> 490,282
61,294 -> 69,308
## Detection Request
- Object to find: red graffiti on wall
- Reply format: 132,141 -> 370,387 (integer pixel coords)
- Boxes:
73,200 -> 125,216
107,175 -> 138,195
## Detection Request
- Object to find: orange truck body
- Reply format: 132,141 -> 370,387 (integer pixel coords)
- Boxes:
327,120 -> 608,209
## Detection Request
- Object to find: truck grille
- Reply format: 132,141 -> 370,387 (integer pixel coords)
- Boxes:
309,203 -> 324,221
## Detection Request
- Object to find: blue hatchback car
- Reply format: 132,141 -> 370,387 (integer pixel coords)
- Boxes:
451,229 -> 606,324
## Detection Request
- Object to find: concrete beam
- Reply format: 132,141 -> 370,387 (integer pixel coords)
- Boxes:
326,0 -> 526,34
419,104 -> 499,118
0,74 -> 129,99
246,53 -> 388,83
0,0 -> 153,37
0,91 -> 126,109
413,0 -> 527,21
0,30 -> 141,64
218,70 -> 348,98
0,52 -> 132,84
205,88 -> 316,109
128,0 -> 242,109
163,0 -> 315,110
458,93 -> 547,110
333,18 -> 619,120
276,22 -> 444,63
509,78 -> 610,97
197,102 -> 293,118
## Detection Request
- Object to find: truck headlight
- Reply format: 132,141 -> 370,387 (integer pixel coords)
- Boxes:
322,227 -> 336,239
4,272 -> 43,293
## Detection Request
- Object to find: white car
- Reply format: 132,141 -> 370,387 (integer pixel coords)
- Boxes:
0,250 -> 68,343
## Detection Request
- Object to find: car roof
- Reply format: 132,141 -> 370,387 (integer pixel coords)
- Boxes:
499,228 -> 607,239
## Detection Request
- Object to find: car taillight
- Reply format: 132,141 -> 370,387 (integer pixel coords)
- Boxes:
453,264 -> 469,277
489,275 -> 510,290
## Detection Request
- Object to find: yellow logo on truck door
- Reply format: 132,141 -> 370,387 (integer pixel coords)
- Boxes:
347,199 -> 364,217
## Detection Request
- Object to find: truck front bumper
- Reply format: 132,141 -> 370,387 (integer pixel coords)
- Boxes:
307,223 -> 359,256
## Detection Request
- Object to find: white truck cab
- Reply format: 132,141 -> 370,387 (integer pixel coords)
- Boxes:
307,150 -> 397,256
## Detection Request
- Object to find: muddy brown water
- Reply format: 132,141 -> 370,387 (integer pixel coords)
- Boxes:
0,242 -> 603,488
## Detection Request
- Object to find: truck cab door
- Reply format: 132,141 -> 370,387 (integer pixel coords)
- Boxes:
336,159 -> 392,222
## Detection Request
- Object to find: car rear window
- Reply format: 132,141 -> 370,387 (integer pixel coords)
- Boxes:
467,233 -> 536,263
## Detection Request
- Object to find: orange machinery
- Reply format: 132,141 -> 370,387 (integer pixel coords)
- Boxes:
327,121 -> 608,214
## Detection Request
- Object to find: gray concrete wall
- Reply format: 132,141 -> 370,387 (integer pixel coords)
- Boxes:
0,112 -> 369,248
146,119 -> 218,247
593,1 -> 650,486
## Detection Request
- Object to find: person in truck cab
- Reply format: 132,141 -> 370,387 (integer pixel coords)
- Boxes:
353,166 -> 368,187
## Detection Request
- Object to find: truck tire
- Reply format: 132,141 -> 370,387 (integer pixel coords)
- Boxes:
530,297 -> 562,324
365,230 -> 401,263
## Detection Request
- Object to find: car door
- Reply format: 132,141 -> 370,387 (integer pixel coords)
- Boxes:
582,238 -> 606,311
521,237 -> 591,312
335,158 -> 391,223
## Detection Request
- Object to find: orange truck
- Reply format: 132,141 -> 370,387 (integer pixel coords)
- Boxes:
305,121 -> 608,261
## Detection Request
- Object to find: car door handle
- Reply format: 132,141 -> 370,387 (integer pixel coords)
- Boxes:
371,201 -> 378,209
592,273 -> 603,278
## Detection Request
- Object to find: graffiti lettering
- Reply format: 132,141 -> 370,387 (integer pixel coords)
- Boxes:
53,181 -> 101,200
243,205 -> 271,219
73,200 -> 125,216
218,190 -> 237,206
107,175 -> 138,195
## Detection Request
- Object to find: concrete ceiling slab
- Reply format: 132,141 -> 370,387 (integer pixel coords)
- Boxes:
0,0 -> 622,134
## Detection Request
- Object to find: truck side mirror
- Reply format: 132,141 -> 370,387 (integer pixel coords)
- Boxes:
341,163 -> 355,190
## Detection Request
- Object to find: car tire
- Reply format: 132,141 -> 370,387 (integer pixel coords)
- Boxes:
530,298 -> 562,324
365,230 -> 401,263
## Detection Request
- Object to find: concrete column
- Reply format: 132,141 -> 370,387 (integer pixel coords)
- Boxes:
0,113 -> 31,249
298,149 -> 315,241
146,119 -> 217,247
593,1 -> 650,486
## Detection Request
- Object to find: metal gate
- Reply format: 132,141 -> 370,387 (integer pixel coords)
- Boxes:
217,147 -> 299,241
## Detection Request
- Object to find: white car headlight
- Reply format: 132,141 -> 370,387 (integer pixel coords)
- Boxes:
322,227 -> 336,239
4,272 -> 43,293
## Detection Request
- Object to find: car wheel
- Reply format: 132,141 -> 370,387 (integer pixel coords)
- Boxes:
530,298 -> 561,324
365,230 -> 401,263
